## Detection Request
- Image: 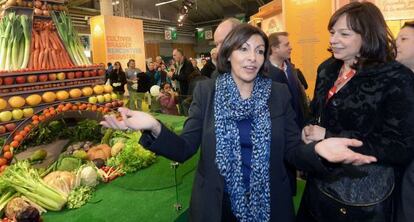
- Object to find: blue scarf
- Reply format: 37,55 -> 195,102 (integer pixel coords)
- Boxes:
215,73 -> 272,221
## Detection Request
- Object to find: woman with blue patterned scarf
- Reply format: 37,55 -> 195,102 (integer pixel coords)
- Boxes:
101,24 -> 377,222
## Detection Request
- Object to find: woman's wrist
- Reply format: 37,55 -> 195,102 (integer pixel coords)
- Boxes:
151,121 -> 162,137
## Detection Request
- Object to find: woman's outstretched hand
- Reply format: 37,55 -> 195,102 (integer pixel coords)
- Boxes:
315,138 -> 377,166
100,108 -> 162,137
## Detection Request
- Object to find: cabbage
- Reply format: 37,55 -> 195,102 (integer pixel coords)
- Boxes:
76,165 -> 98,187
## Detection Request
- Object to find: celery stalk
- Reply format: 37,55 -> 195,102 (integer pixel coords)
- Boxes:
20,15 -> 30,69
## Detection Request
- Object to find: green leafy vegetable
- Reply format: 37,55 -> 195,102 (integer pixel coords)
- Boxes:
107,130 -> 156,173
66,186 -> 93,209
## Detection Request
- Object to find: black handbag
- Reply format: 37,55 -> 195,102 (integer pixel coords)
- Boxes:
310,164 -> 395,222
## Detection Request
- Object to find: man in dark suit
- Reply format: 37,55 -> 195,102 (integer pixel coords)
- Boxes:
169,48 -> 194,96
267,32 -> 309,196
267,32 -> 308,129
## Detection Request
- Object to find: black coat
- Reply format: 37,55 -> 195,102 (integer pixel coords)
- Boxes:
173,58 -> 195,95
200,60 -> 216,78
140,79 -> 328,222
299,59 -> 414,221
109,69 -> 127,94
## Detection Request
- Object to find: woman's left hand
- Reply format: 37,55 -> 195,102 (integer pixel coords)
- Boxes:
315,138 -> 377,166
303,125 -> 326,142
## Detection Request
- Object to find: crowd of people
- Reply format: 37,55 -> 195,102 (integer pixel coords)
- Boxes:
101,2 -> 414,221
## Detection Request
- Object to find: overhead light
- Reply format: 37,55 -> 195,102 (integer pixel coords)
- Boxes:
179,14 -> 184,20
155,0 -> 178,6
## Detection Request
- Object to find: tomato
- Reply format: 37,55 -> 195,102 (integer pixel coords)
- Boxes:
24,125 -> 31,132
32,115 -> 39,121
0,165 -> 8,172
0,158 -> 8,166
3,151 -> 12,160
19,130 -> 27,137
2,145 -> 10,152
13,134 -> 23,142
10,141 -> 19,148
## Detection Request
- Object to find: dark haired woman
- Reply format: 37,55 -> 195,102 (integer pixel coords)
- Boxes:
300,3 -> 414,222
101,24 -> 376,222
109,61 -> 127,96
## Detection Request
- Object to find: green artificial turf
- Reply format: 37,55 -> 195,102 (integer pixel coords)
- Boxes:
43,154 -> 198,222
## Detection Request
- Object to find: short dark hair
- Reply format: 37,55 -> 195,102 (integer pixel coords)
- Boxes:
268,32 -> 288,47
268,32 -> 288,55
107,62 -> 112,67
174,48 -> 184,56
328,2 -> 396,69
402,21 -> 414,29
217,24 -> 269,75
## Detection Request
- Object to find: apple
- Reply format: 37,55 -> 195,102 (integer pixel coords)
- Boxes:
0,77 -> 2,85
83,71 -> 90,77
75,71 -> 82,78
0,111 -> 12,122
11,109 -> 23,120
48,73 -> 57,81
66,72 -> 75,79
98,69 -> 105,76
23,108 -> 34,118
4,77 -> 14,85
118,101 -> 124,106
57,72 -> 65,80
111,101 -> 119,107
0,126 -> 6,134
27,75 -> 38,83
96,95 -> 105,103
105,103 -> 113,108
5,123 -> 16,132
90,70 -> 97,77
88,96 -> 97,104
111,93 -> 118,100
15,76 -> 26,84
103,93 -> 111,102
38,74 -> 48,82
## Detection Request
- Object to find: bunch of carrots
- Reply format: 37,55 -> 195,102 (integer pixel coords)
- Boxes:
28,19 -> 74,70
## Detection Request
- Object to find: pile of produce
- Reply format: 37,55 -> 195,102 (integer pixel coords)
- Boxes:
29,19 -> 74,70
51,11 -> 90,66
0,12 -> 31,71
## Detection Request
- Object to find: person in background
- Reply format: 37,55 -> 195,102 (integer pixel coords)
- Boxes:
168,48 -> 194,96
125,59 -> 142,110
395,20 -> 414,222
158,82 -> 179,115
146,62 -> 158,86
211,18 -> 242,79
109,61 -> 127,96
155,56 -> 164,67
190,58 -> 200,72
267,32 -> 308,130
155,63 -> 172,86
101,24 -> 376,222
201,47 -> 218,78
299,3 -> 414,221
105,62 -> 113,83
201,58 -> 207,68
396,21 -> 414,72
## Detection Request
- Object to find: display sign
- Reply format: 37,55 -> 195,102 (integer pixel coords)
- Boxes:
90,15 -> 146,71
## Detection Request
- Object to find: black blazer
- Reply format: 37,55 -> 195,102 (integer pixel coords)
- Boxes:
140,78 -> 327,222
172,58 -> 195,95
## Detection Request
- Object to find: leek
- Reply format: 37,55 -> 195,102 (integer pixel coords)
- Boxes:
20,15 -> 30,69
0,161 -> 67,211
51,11 -> 91,66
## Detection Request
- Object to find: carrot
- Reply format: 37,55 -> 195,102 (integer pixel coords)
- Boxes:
49,33 -> 58,50
33,31 -> 39,50
33,49 -> 39,70
37,31 -> 44,50
38,50 -> 44,69
42,49 -> 48,69
51,49 -> 59,68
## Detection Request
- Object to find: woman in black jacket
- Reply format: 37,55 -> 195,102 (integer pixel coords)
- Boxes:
109,61 -> 127,95
300,2 -> 414,222
101,24 -> 376,222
